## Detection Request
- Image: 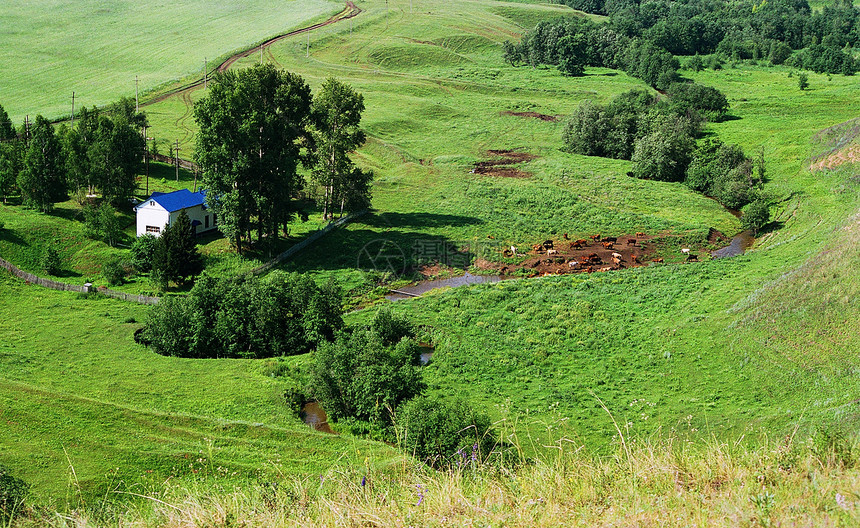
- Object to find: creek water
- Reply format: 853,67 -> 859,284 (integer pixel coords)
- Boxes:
711,229 -> 755,258
386,272 -> 502,301
301,401 -> 335,434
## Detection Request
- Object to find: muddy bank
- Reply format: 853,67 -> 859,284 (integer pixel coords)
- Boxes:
500,111 -> 558,122
301,401 -> 335,434
711,230 -> 755,258
471,149 -> 537,178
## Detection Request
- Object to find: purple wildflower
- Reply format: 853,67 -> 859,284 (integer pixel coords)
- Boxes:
471,443 -> 478,464
361,476 -> 366,487
416,484 -> 425,506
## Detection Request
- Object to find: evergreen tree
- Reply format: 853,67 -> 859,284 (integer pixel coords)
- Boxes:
152,210 -> 202,286
17,116 -> 66,212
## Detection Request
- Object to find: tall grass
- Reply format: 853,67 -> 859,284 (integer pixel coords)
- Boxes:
13,431 -> 860,527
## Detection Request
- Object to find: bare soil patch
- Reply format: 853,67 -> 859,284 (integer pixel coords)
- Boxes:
500,111 -> 558,122
471,149 -> 537,178
810,145 -> 860,171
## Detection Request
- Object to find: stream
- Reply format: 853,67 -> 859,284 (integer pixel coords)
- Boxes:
386,272 -> 502,301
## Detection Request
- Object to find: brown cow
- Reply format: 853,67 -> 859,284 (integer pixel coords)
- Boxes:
602,241 -> 614,250
632,255 -> 641,264
627,239 -> 637,246
602,236 -> 617,243
636,232 -> 646,237
571,240 -> 583,249
590,234 -> 601,241
652,258 -> 664,263
563,233 -> 569,240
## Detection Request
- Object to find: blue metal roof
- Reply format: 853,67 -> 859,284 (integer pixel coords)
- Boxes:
138,189 -> 206,213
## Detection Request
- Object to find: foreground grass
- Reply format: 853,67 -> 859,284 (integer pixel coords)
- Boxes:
12,434 -> 860,527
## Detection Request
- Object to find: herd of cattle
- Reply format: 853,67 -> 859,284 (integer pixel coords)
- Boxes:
498,232 -> 699,276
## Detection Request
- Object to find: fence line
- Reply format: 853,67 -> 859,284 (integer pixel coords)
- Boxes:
0,209 -> 366,303
250,209 -> 367,275
0,256 -> 160,305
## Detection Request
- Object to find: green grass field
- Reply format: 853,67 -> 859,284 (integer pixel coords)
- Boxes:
0,0 -> 342,123
2,0 -> 860,514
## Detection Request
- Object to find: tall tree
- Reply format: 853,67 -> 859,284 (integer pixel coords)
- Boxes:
310,78 -> 372,219
17,116 -> 66,212
152,210 -> 202,286
61,106 -> 100,199
0,103 -> 14,141
194,64 -> 313,253
0,140 -> 22,203
89,113 -> 144,206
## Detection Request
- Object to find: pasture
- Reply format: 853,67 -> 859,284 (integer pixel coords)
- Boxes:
1,0 -> 860,510
0,0 -> 341,123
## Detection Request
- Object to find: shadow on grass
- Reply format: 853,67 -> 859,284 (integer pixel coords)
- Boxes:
757,220 -> 785,237
364,211 -> 484,229
0,227 -> 26,246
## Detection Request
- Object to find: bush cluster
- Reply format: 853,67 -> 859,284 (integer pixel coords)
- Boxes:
141,271 -> 342,358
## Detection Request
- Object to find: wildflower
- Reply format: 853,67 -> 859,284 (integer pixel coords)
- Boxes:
471,443 -> 479,464
836,492 -> 850,511
416,484 -> 425,506
361,476 -> 366,487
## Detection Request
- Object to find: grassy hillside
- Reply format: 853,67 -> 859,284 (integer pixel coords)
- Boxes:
0,0 -> 341,122
1,0 -> 860,515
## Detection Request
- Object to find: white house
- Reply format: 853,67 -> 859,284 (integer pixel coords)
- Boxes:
133,189 -> 217,238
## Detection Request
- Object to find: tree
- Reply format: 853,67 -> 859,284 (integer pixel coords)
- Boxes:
798,72 -> 810,90
310,78 -> 372,219
83,202 -> 124,246
194,64 -> 313,252
396,396 -> 496,467
0,103 -> 14,141
61,106 -> 100,199
310,328 -> 425,424
89,113 -> 144,206
17,116 -> 66,212
631,115 -> 695,182
40,247 -> 61,275
741,199 -> 771,235
0,140 -> 22,203
130,233 -> 159,272
152,210 -> 202,286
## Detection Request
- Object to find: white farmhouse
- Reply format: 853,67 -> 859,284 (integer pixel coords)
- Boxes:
133,189 -> 217,237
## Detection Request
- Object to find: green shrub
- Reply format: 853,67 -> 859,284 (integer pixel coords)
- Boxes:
371,309 -> 416,346
102,257 -> 126,286
0,464 -> 28,522
40,247 -> 61,275
396,395 -> 496,468
741,199 -> 771,235
131,233 -> 158,272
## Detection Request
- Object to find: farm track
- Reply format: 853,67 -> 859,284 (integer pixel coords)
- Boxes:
141,1 -> 362,110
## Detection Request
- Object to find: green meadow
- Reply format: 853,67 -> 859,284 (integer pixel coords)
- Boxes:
0,0 -> 342,123
1,0 -> 860,513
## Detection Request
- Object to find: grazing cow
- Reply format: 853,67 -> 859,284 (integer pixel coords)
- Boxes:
543,240 -> 554,250
511,246 -> 517,256
599,266 -> 613,272
681,248 -> 690,254
586,266 -> 594,273
686,254 -> 698,262
602,241 -> 614,250
590,234 -> 601,241
585,253 -> 601,264
563,233 -> 569,240
612,257 -> 622,265
627,239 -> 637,246
547,249 -> 559,255
568,260 -> 580,269
632,255 -> 641,264
487,235 -> 495,239
611,252 -> 623,260
571,240 -> 583,249
532,244 -> 543,252
636,232 -> 646,237
652,258 -> 664,263
603,236 -> 617,243
502,249 -> 512,257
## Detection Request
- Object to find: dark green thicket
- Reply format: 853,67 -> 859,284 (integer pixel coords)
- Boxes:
141,271 -> 342,358
0,464 -> 28,522
549,0 -> 860,75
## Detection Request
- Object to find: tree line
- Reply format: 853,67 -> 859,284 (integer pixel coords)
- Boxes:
0,100 -> 145,212
505,0 -> 859,81
555,0 -> 859,74
194,65 -> 372,254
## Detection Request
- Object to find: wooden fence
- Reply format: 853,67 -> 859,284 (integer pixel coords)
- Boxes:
250,209 -> 367,275
0,256 -> 160,305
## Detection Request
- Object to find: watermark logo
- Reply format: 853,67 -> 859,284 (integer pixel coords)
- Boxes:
356,239 -> 407,275
357,238 -> 506,274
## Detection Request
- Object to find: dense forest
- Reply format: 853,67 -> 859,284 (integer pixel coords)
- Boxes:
506,0 -> 860,82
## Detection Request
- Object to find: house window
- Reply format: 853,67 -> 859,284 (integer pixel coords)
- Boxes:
145,225 -> 161,234
205,215 -> 209,228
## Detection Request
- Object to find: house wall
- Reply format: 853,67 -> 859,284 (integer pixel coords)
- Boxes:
136,202 -> 169,237
170,206 -> 217,235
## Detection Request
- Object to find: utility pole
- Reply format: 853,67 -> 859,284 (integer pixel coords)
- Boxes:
135,75 -> 140,113
71,92 -> 75,127
174,139 -> 181,182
